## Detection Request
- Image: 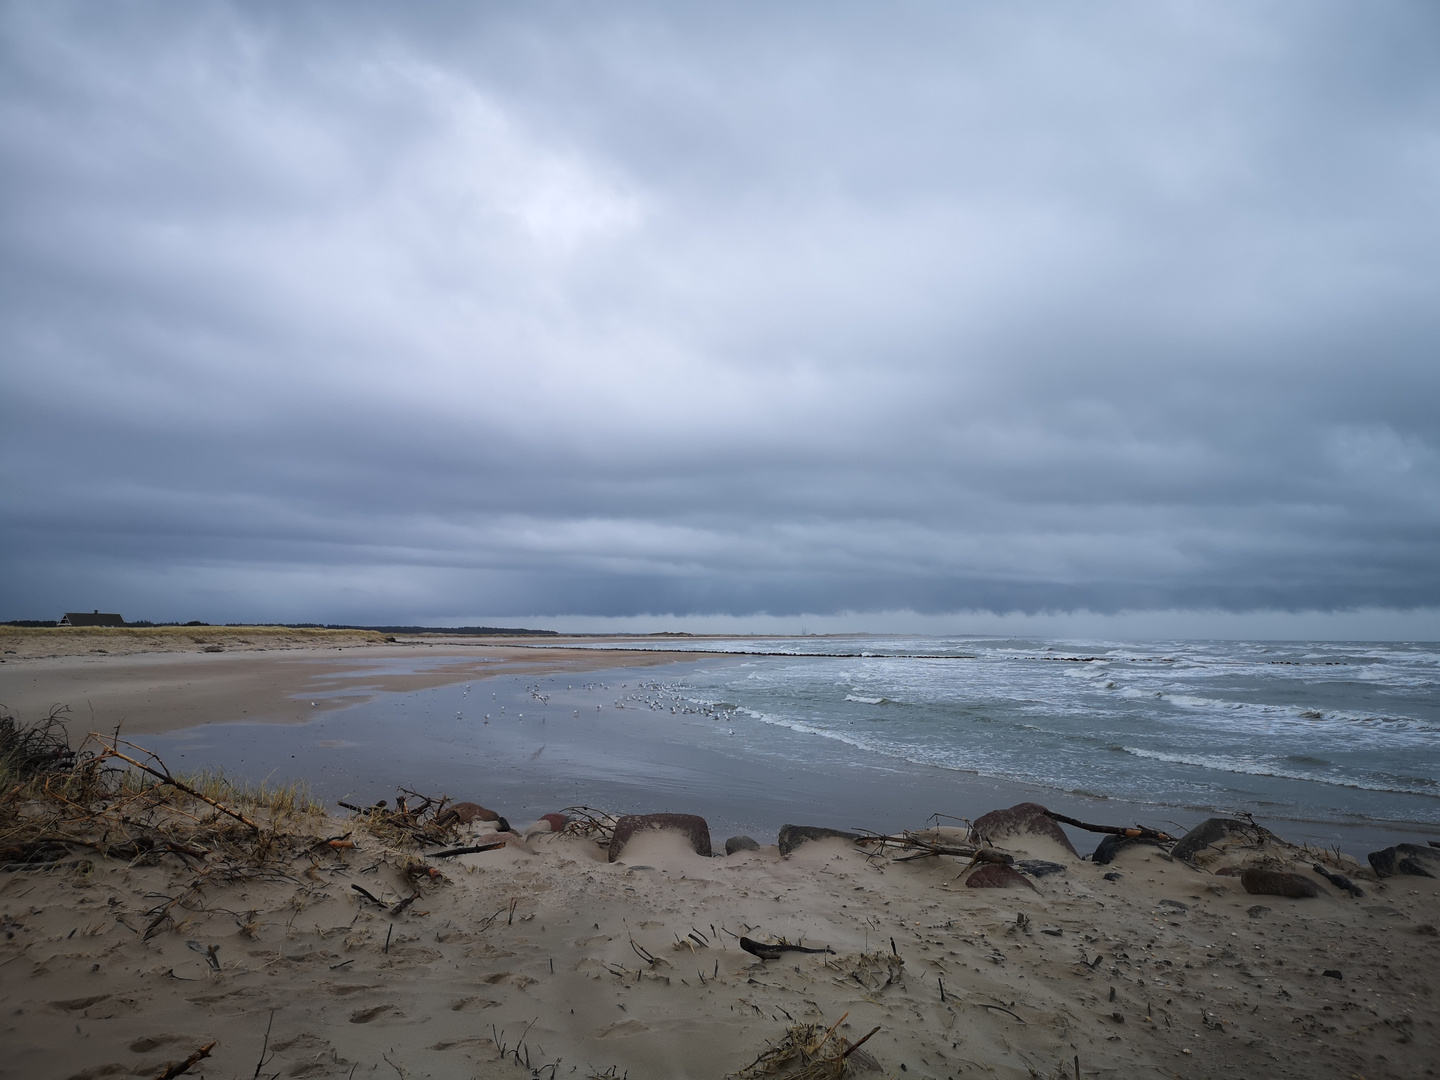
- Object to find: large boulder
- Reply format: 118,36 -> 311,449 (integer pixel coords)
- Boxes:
1171,817 -> 1274,862
971,803 -> 1079,858
1368,843 -> 1440,879
608,813 -> 712,861
966,864 -> 1037,890
1241,868 -> 1322,898
777,825 -> 861,856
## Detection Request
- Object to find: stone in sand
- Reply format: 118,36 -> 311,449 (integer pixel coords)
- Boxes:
1367,843 -> 1440,879
971,802 -> 1079,857
522,813 -> 570,839
436,802 -> 501,827
1241,868 -> 1322,898
966,864 -> 1036,889
1170,817 -> 1274,861
725,835 -> 760,855
1091,833 -> 1159,865
608,813 -> 712,861
776,825 -> 862,856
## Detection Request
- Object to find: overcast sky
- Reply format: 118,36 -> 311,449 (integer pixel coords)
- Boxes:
2,3 -> 1438,635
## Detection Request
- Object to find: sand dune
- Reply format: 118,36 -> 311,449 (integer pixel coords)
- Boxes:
3,806 -> 1436,1079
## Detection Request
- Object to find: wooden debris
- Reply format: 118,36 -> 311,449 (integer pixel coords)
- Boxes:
727,1012 -> 877,1080
152,1040 -> 216,1080
426,842 -> 506,858
739,936 -> 835,960
1039,808 -> 1174,843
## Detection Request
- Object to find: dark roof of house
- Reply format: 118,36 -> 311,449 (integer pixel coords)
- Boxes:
60,612 -> 126,627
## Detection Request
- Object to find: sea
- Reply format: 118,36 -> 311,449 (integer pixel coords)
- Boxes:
148,636 -> 1440,856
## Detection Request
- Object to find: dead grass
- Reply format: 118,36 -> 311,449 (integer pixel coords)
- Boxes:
727,1013 -> 881,1079
0,708 -> 337,881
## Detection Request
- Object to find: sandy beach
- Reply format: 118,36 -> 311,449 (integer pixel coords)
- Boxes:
0,628 -> 696,736
2,632 -> 1438,1079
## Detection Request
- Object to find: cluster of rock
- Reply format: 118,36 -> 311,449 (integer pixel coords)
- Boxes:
439,797 -> 1437,899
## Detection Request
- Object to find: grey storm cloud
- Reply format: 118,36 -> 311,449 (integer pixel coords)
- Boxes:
2,2 -> 1438,624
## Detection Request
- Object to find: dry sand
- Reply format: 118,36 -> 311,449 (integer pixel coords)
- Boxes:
2,815 -> 1436,1080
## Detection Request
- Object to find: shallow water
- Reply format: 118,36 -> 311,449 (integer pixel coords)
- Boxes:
144,636 -> 1440,857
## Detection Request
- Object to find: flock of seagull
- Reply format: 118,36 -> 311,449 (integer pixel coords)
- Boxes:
450,678 -> 741,735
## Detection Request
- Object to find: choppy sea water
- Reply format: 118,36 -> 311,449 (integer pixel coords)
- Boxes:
551,636 -> 1440,832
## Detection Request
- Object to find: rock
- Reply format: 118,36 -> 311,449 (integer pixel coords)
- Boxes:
437,802 -> 502,827
608,813 -> 712,861
1102,872 -> 1121,881
1247,905 -> 1271,918
1158,899 -> 1190,911
1171,817 -> 1272,861
1322,969 -> 1343,980
1240,868 -> 1322,898
522,813 -> 570,839
966,864 -> 1036,890
1092,834 -> 1158,865
1213,865 -> 1243,876
971,802 -> 1079,857
1015,859 -> 1067,877
725,835 -> 760,855
777,825 -> 862,856
1311,863 -> 1364,897
1367,843 -> 1440,879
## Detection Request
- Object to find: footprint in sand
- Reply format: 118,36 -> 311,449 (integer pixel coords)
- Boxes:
597,1019 -> 650,1039
448,996 -> 502,1011
348,1004 -> 399,1024
128,1034 -> 188,1053
48,995 -> 110,1013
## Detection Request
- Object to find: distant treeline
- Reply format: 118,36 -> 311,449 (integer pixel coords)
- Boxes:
280,624 -> 561,637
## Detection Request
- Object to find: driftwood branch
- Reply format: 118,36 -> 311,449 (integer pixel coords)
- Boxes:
739,936 -> 834,960
426,842 -> 506,858
153,1041 -> 216,1079
843,1025 -> 882,1057
1039,809 -> 1173,843
95,740 -> 260,833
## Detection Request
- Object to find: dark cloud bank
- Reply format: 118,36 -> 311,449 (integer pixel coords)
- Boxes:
2,3 -> 1438,633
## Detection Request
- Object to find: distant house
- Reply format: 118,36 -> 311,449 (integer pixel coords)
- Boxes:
59,610 -> 126,627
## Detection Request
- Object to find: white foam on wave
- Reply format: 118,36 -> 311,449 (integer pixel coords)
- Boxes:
1163,693 -> 1240,709
1119,746 -> 1439,797
844,694 -> 885,705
